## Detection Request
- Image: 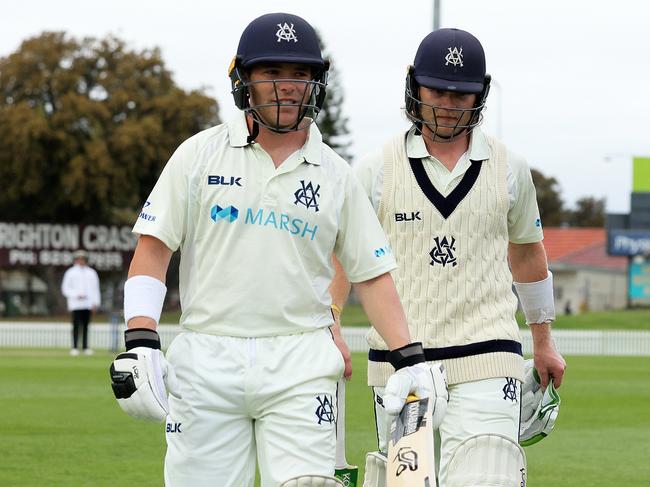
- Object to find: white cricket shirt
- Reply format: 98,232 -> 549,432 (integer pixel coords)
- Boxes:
133,112 -> 396,336
354,126 -> 544,244
61,264 -> 101,311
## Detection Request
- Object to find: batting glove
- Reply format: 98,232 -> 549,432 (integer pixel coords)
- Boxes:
109,328 -> 180,422
383,343 -> 437,415
429,362 -> 449,429
520,359 -> 561,446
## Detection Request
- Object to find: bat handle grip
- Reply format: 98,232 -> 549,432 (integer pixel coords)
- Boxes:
406,394 -> 419,403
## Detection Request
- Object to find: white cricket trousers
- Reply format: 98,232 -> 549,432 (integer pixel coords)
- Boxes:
164,328 -> 344,487
373,377 -> 522,487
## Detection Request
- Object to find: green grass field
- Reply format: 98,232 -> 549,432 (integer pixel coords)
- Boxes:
1,350 -> 649,486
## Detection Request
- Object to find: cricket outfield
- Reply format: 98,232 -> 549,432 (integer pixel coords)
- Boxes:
0,350 -> 648,486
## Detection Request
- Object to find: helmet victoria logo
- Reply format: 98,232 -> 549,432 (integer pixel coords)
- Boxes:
276,22 -> 298,42
444,46 -> 464,67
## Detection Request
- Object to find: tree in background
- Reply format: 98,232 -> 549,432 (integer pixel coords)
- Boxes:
0,32 -> 220,224
315,31 -> 352,161
531,168 -> 564,226
565,196 -> 606,227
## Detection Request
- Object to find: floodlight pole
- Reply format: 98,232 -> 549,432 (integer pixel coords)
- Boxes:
433,0 -> 441,30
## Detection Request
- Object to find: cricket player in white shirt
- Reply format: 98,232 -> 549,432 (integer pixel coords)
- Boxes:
109,13 -> 441,487
330,28 -> 566,487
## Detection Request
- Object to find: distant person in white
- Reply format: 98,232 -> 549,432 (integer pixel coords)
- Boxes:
61,249 -> 100,356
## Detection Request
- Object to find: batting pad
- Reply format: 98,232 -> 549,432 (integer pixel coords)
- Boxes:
446,434 -> 527,487
362,451 -> 387,487
280,475 -> 344,486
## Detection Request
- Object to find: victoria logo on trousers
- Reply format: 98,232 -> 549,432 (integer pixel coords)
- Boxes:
315,395 -> 334,424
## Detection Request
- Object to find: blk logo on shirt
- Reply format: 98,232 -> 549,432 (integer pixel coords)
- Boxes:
208,175 -> 243,187
395,211 -> 422,222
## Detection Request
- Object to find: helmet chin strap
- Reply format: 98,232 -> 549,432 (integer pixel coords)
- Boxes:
416,121 -> 471,143
246,108 -> 311,143
246,118 -> 260,143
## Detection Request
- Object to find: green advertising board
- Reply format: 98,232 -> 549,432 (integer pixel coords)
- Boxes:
633,157 -> 650,192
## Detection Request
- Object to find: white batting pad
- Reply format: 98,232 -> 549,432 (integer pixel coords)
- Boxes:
446,434 -> 527,487
280,475 -> 344,487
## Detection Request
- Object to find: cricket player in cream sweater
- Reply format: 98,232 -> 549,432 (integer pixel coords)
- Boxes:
331,28 -> 566,487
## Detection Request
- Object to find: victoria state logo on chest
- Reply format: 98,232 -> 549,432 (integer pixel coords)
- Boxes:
429,236 -> 458,267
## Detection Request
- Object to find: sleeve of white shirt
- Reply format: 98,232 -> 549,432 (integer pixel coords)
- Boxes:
507,150 -> 545,244
90,268 -> 101,308
132,137 -> 195,251
334,170 -> 397,283
61,268 -> 73,298
352,150 -> 384,213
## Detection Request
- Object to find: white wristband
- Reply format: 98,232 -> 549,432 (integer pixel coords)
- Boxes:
513,271 -> 556,325
124,275 -> 167,325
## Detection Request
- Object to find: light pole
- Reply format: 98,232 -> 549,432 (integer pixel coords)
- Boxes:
488,77 -> 503,139
433,0 -> 441,30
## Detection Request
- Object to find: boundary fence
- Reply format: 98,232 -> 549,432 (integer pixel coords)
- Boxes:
1,323 -> 649,356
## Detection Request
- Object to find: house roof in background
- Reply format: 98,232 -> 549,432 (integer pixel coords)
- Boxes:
543,228 -> 627,271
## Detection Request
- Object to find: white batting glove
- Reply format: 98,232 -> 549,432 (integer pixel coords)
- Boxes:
520,359 -> 561,446
383,343 -> 436,415
109,328 -> 181,422
429,362 -> 449,429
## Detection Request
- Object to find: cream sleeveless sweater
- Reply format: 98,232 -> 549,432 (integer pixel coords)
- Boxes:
367,133 -> 524,386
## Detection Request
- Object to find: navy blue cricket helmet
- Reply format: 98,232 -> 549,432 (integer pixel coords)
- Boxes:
229,13 -> 329,136
405,28 -> 491,141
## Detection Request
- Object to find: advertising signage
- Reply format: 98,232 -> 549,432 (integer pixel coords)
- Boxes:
630,260 -> 650,304
607,230 -> 650,256
0,222 -> 137,271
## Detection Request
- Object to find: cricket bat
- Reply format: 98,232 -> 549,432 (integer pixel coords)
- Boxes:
334,379 -> 359,487
387,395 -> 436,487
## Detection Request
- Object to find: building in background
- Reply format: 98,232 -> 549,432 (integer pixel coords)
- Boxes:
0,222 -> 136,316
543,228 -> 627,314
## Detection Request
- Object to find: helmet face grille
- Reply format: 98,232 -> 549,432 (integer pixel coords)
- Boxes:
404,71 -> 490,142
230,59 -> 329,134
236,78 -> 328,133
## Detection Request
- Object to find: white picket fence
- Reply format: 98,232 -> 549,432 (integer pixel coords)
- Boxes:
1,322 -> 650,356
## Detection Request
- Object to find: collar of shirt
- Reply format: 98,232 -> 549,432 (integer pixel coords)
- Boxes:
405,125 -> 491,193
406,125 -> 490,164
227,110 -> 323,166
